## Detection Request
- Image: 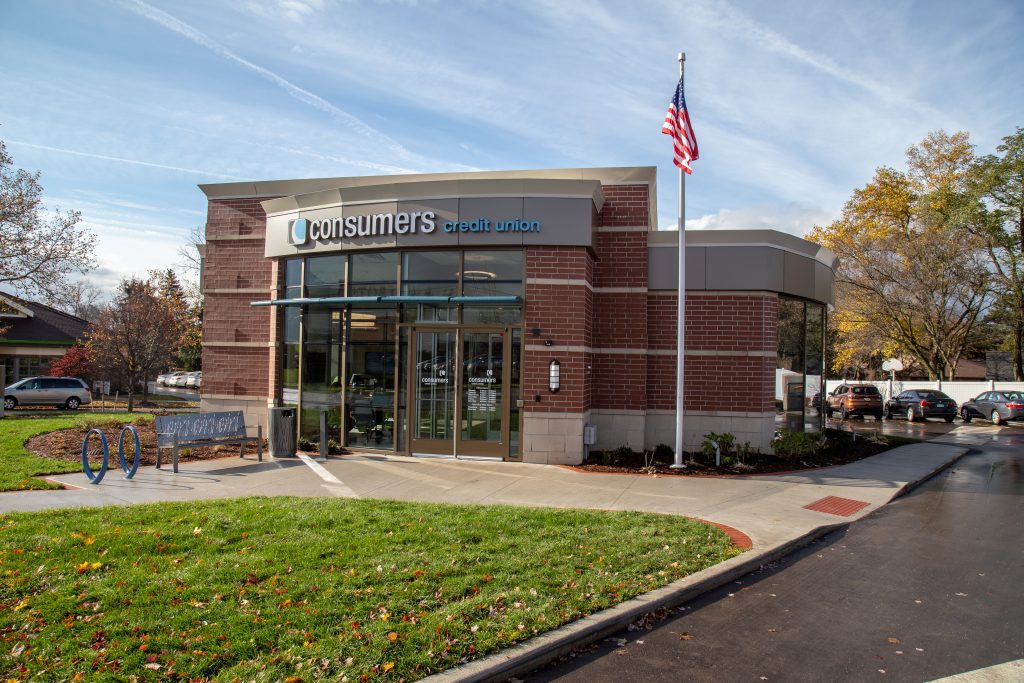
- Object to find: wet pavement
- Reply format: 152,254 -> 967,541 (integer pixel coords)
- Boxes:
528,428 -> 1024,682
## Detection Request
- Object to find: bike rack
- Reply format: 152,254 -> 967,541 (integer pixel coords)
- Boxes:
81,426 -> 141,484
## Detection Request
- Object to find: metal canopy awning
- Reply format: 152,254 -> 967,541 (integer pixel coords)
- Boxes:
250,295 -> 522,307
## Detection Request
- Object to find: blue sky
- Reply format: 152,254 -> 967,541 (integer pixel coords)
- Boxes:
1,0 -> 1021,294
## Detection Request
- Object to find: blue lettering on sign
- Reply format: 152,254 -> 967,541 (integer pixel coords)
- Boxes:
442,218 -> 542,234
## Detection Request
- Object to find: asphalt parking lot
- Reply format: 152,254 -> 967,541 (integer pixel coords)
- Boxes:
821,412 -> 1022,439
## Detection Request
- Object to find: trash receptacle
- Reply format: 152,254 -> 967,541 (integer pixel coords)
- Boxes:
268,407 -> 296,458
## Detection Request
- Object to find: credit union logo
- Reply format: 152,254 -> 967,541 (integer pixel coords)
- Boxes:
288,218 -> 308,245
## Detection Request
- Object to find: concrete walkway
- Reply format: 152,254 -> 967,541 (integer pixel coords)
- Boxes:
0,425 -> 1000,682
1,425 -> 996,551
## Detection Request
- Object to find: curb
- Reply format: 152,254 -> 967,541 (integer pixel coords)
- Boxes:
425,443 -> 970,683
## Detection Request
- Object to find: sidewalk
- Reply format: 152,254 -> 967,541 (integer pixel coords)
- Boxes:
0,426 -> 994,681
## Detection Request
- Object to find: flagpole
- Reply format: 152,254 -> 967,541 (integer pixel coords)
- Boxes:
671,52 -> 687,469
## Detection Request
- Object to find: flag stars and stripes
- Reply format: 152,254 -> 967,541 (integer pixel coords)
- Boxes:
662,76 -> 699,174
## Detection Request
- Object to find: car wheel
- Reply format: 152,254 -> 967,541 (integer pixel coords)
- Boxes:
944,416 -> 954,423
961,408 -> 972,423
992,410 -> 1003,426
840,405 -> 849,420
3,397 -> 15,411
883,405 -> 892,420
906,406 -> 916,422
825,406 -> 832,418
874,412 -> 884,421
64,397 -> 81,411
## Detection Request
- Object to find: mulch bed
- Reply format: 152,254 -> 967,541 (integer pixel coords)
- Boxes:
26,422 -> 258,467
574,434 -> 907,477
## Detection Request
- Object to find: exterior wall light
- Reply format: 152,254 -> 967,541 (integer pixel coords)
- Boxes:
549,359 -> 560,393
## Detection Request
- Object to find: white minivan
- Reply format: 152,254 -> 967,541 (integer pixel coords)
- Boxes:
4,376 -> 92,410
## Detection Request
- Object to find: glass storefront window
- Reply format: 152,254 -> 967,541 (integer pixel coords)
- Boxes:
777,298 -> 806,431
346,306 -> 397,449
305,255 -> 345,298
462,306 -> 522,325
462,250 -> 523,297
284,258 -> 302,299
350,253 -> 397,297
402,252 -> 459,296
299,309 -> 342,445
805,303 -> 825,432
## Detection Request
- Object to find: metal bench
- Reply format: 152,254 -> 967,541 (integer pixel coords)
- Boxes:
155,411 -> 262,473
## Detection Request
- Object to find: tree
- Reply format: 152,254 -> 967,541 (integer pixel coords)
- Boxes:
56,281 -> 104,322
0,140 -> 97,303
48,345 -> 94,381
150,268 -> 202,371
971,127 -> 1024,379
809,131 -> 992,380
88,277 -> 178,411
175,224 -> 205,279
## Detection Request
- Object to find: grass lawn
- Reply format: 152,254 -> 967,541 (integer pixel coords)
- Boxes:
0,413 -> 153,492
0,497 -> 743,681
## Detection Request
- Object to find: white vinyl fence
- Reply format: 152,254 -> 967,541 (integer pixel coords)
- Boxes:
824,379 -> 1024,406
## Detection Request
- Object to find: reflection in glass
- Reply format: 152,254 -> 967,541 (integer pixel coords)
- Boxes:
509,328 -> 522,456
305,255 -> 344,297
350,253 -> 397,297
804,304 -> 825,432
345,307 -> 396,448
777,298 -> 806,432
300,309 -> 342,445
462,331 -> 504,442
413,332 -> 456,442
282,308 -> 301,406
462,251 -> 523,297
284,258 -> 302,300
462,306 -> 521,325
402,251 -> 459,296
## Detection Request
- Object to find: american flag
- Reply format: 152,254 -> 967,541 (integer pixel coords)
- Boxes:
662,75 -> 699,174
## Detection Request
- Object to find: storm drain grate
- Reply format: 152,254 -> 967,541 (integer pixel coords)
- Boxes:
804,495 -> 870,517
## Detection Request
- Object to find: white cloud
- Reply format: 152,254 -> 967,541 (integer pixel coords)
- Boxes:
684,202 -> 837,237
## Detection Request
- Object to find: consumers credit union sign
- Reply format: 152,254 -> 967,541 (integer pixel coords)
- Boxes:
287,211 -> 542,246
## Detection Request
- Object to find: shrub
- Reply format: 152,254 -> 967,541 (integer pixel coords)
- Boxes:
701,432 -> 736,460
772,429 -> 827,459
653,443 -> 674,463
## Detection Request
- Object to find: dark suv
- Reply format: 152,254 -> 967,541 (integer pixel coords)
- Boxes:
825,384 -> 884,420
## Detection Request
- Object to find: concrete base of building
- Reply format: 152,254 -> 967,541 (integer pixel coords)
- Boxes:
200,395 -> 272,435
646,409 -> 777,454
522,411 -> 589,465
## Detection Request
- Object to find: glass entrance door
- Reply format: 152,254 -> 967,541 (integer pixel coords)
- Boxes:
409,330 -> 456,455
409,328 -> 511,458
457,331 -> 508,457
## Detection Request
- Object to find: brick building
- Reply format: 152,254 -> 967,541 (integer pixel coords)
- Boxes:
199,167 -> 834,461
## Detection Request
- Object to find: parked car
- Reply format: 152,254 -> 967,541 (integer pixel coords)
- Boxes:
3,376 -> 92,411
185,371 -> 201,389
160,371 -> 187,386
172,373 -> 190,387
825,384 -> 884,420
884,389 -> 957,423
959,391 -> 1024,425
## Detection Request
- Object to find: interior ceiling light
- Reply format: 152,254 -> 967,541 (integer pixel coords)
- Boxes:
463,270 -> 496,280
